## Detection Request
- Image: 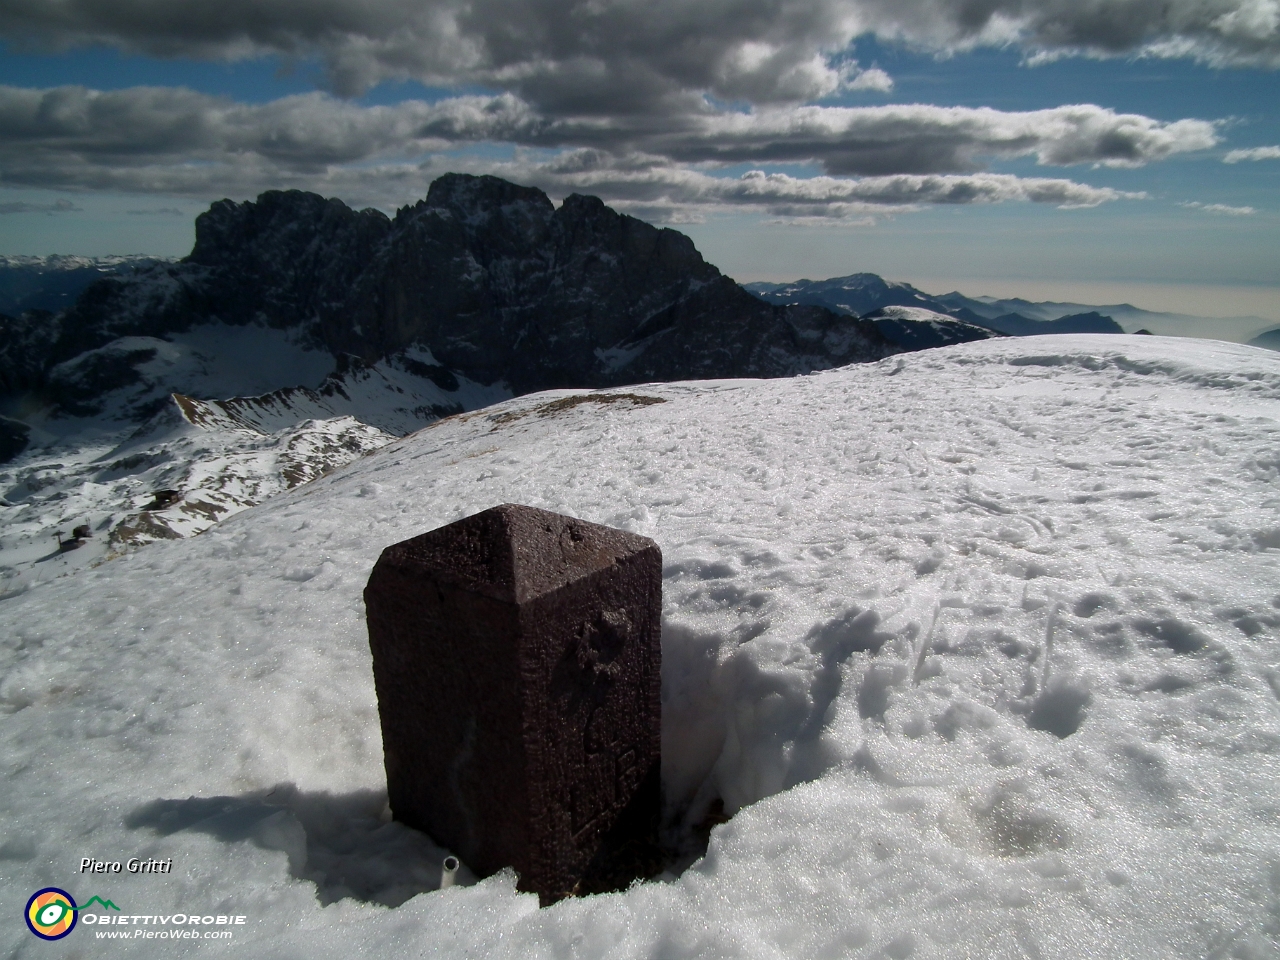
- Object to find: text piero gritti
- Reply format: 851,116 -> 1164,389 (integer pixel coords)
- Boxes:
80,857 -> 174,874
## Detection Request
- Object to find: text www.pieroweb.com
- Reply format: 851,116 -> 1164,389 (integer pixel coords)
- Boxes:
85,914 -> 245,940
96,929 -> 234,940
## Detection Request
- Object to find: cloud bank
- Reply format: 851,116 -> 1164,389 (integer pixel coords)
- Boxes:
1,1 -> 1276,108
0,83 -> 1211,218
0,2 -> 1255,222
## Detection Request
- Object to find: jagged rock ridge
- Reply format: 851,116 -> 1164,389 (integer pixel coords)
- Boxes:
11,175 -> 896,417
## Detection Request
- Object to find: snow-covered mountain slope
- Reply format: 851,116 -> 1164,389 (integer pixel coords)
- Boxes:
2,334 -> 1278,958
0,395 -> 396,599
862,305 -> 998,350
0,325 -> 509,596
170,348 -> 509,437
17,321 -> 336,429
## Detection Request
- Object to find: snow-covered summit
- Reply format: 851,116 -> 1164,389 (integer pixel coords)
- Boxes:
2,334 -> 1278,957
861,305 -> 999,351
745,272 -> 949,318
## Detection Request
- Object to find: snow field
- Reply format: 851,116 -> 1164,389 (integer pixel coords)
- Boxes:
2,335 -> 1279,958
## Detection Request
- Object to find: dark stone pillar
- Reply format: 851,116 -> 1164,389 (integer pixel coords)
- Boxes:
364,503 -> 662,904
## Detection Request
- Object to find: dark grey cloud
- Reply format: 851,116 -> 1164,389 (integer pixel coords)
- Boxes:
523,164 -> 1140,222
0,85 -> 1217,185
661,103 -> 1218,174
0,2 -> 1245,224
0,85 -> 544,166
1,1 -> 1273,113
0,84 -> 1161,219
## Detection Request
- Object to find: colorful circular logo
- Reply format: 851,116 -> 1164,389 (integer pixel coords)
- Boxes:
25,888 -> 78,941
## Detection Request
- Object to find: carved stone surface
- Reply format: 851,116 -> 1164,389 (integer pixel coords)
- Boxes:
364,503 -> 662,903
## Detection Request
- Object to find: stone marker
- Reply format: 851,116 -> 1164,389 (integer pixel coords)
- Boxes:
364,504 -> 662,904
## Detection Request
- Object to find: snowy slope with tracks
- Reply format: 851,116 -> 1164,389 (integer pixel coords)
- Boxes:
2,334 -> 1279,958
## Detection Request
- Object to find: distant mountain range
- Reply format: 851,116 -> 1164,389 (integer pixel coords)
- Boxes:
0,255 -> 169,317
747,275 -> 1122,337
1248,328 -> 1280,351
744,275 -> 1279,345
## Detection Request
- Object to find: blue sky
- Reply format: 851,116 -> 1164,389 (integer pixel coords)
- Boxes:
0,1 -> 1276,317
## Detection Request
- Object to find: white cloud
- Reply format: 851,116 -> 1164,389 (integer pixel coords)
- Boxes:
0,85 -> 1218,185
1224,145 -> 1280,162
1179,200 -> 1258,215
845,67 -> 893,92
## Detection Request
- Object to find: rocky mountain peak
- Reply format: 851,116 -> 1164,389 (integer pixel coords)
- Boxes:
554,192 -> 714,283
188,190 -> 389,268
424,172 -> 556,219
2,173 -> 897,430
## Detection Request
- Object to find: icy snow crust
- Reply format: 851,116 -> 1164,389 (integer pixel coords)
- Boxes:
3,335 -> 1280,958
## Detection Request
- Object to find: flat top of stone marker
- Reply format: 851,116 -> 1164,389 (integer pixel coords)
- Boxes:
378,504 -> 659,603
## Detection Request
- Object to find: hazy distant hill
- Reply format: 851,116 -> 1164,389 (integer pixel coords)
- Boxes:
1248,327 -> 1280,352
0,255 -> 170,316
977,311 -> 1123,337
744,274 -> 1119,336
748,274 -> 1274,343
